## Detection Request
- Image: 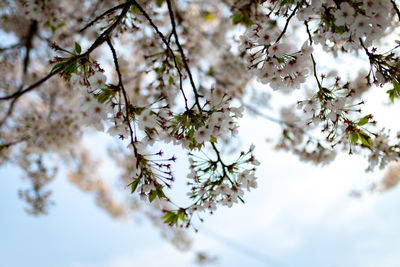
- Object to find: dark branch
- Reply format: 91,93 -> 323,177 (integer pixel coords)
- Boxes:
131,0 -> 189,110
0,68 -> 63,101
391,0 -> 400,21
0,20 -> 38,127
23,20 -> 38,74
304,21 -> 322,90
0,43 -> 23,53
79,3 -> 127,33
166,0 -> 202,110
0,1 -> 132,102
105,38 -> 138,160
274,5 -> 298,44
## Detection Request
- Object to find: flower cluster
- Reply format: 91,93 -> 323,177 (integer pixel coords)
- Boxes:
296,0 -> 393,51
161,145 -> 259,227
241,25 -> 314,92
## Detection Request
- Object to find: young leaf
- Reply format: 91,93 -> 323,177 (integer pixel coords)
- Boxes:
178,210 -> 186,222
156,0 -> 164,7
130,179 -> 140,193
232,13 -> 243,24
358,114 -> 371,126
51,61 -> 66,73
209,136 -> 217,143
358,132 -> 373,148
75,42 -> 81,54
148,190 -> 157,202
350,132 -> 359,144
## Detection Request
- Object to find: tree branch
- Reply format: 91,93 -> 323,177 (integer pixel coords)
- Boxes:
79,3 -> 127,33
131,0 -> 189,110
274,5 -> 298,44
23,20 -> 38,74
0,43 -> 23,53
0,1 -> 132,102
165,0 -> 202,110
391,0 -> 400,21
304,21 -> 322,90
105,38 -> 139,160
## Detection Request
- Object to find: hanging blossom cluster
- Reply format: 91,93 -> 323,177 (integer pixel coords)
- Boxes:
237,0 -> 400,172
185,145 -> 258,219
241,26 -> 314,91
295,0 -> 393,50
1,0 -> 400,247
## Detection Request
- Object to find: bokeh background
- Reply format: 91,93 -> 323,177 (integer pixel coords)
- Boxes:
2,96 -> 400,267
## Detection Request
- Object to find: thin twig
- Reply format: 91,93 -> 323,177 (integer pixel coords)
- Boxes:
0,21 -> 38,127
105,38 -> 138,160
0,43 -> 23,53
166,0 -> 202,110
274,5 -> 298,44
79,3 -> 127,33
131,0 -> 189,110
304,21 -> 322,90
0,69 -> 63,101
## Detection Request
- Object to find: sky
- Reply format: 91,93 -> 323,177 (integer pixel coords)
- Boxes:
2,108 -> 400,267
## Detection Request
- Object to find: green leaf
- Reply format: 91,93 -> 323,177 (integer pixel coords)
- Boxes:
51,61 -> 66,73
350,132 -> 359,144
64,61 -> 77,74
178,210 -> 186,222
168,76 -> 174,86
148,190 -> 157,203
209,136 -> 217,143
387,89 -> 396,103
75,42 -> 81,54
335,25 -> 346,34
155,0 -> 164,7
130,179 -> 140,193
387,81 -> 400,102
156,188 -> 166,199
162,212 -> 175,224
232,13 -> 243,24
394,80 -> 400,91
358,132 -> 373,148
358,114 -> 371,126
162,211 -> 179,226
96,88 -> 115,103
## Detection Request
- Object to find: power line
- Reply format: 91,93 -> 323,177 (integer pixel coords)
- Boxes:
200,227 -> 291,267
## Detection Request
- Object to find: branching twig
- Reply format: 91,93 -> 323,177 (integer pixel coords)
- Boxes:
79,3 -> 127,32
274,5 -> 298,44
105,38 -> 139,160
166,0 -> 202,111
304,21 -> 322,90
0,21 -> 38,127
0,1 -> 132,102
131,0 -> 189,110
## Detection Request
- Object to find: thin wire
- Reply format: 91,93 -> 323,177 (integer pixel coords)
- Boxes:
200,227 -> 291,267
